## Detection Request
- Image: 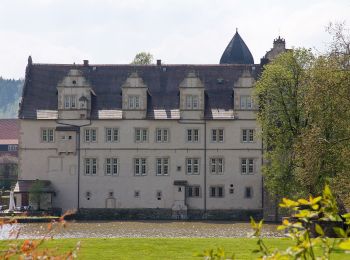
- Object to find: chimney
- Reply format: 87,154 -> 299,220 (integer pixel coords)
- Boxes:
83,60 -> 89,66
156,59 -> 161,66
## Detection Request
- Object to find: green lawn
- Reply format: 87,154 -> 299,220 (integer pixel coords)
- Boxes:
1,238 -> 349,259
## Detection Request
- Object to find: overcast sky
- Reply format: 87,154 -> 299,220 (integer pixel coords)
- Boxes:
0,0 -> 349,79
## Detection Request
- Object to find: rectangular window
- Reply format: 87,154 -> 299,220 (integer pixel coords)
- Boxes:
241,158 -> 254,174
41,128 -> 55,143
156,190 -> 162,200
186,158 -> 200,175
134,158 -> 147,176
156,158 -> 169,176
245,187 -> 253,198
211,129 -> 224,142
210,186 -> 224,198
105,128 -> 119,142
210,157 -> 224,174
240,95 -> 253,110
84,128 -> 97,142
105,158 -> 119,176
187,185 -> 201,198
128,95 -> 140,109
186,129 -> 199,142
242,129 -> 254,142
155,128 -> 169,143
64,95 -> 77,109
185,95 -> 199,109
135,128 -> 148,143
85,158 -> 97,175
8,145 -> 18,151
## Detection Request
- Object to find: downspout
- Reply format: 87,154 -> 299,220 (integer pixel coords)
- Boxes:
55,119 -> 92,212
204,119 -> 207,214
176,119 -> 206,214
76,129 -> 81,210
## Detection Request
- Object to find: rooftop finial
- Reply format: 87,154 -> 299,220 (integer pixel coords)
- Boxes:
236,27 -> 238,33
28,55 -> 32,65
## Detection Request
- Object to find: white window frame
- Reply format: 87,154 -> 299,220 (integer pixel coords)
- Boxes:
128,95 -> 140,109
186,129 -> 199,143
105,128 -> 119,142
84,128 -> 97,143
211,128 -> 224,142
240,95 -> 253,110
187,185 -> 201,198
209,185 -> 224,198
210,157 -> 224,174
241,158 -> 255,174
242,129 -> 255,143
134,158 -> 147,176
185,95 -> 199,109
85,158 -> 97,175
41,128 -> 55,143
186,158 -> 200,175
135,128 -> 148,143
155,128 -> 169,143
105,158 -> 119,176
64,95 -> 77,109
156,157 -> 169,176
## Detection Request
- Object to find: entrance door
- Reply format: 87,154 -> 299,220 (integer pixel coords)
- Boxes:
22,193 -> 29,206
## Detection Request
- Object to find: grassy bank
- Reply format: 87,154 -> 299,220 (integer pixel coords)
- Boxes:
0,238 -> 349,259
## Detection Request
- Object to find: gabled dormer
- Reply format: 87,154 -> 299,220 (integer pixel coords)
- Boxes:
233,69 -> 256,111
57,69 -> 93,120
121,72 -> 148,119
179,71 -> 205,120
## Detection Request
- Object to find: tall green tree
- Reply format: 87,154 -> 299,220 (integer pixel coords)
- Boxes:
294,23 -> 350,207
254,49 -> 313,199
255,23 -> 350,208
131,52 -> 154,65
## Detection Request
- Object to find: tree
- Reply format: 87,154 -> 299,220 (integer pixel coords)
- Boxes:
254,48 -> 313,199
29,180 -> 45,210
255,23 -> 350,208
294,23 -> 350,207
131,52 -> 154,65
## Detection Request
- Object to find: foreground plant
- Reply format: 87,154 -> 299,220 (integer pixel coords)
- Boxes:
0,210 -> 80,259
197,185 -> 350,259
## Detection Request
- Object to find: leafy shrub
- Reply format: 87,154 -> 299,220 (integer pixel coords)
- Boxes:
197,185 -> 350,259
0,211 -> 80,259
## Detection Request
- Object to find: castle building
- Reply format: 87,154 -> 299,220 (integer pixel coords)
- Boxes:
16,31 -> 286,219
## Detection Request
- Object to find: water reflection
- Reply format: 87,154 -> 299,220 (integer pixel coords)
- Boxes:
1,221 -> 282,240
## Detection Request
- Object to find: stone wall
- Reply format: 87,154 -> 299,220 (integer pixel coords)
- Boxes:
74,208 -> 262,221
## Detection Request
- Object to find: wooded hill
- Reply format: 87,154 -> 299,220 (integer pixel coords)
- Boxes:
0,77 -> 23,118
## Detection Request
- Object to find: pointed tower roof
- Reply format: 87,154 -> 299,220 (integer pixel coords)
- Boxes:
220,29 -> 254,64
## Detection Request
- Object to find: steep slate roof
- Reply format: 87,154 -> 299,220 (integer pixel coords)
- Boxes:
220,31 -> 254,65
0,119 -> 19,144
19,63 -> 261,119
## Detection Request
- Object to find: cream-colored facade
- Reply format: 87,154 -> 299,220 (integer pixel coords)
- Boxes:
18,67 -> 262,219
17,33 -> 286,219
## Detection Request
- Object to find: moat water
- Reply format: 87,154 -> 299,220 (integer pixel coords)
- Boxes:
0,221 -> 282,240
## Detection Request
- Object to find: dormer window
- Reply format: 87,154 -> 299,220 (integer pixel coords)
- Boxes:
64,95 -> 77,109
79,96 -> 88,109
240,95 -> 253,109
185,95 -> 199,109
128,95 -> 140,109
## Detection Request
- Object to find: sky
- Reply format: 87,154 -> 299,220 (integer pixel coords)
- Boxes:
0,0 -> 349,79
